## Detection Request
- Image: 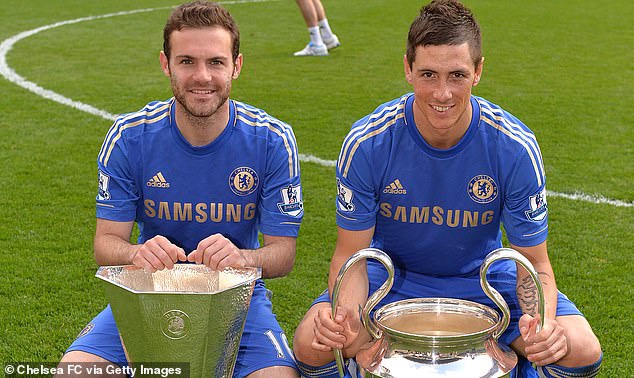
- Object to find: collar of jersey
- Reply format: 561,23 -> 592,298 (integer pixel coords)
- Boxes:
404,94 -> 480,159
169,98 -> 236,155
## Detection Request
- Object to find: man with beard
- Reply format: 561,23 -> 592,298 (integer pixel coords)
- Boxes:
57,2 -> 302,377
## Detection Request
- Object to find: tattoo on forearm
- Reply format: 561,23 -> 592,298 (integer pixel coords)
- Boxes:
537,271 -> 552,282
517,275 -> 538,316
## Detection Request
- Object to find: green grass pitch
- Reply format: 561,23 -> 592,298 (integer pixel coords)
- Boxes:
0,0 -> 632,376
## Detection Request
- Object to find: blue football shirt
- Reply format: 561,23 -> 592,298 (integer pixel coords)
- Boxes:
336,94 -> 548,276
96,98 -> 303,253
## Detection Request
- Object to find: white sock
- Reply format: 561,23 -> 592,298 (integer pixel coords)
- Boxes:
308,26 -> 324,46
318,18 -> 334,40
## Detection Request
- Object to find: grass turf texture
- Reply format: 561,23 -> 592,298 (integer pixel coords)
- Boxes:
0,0 -> 632,375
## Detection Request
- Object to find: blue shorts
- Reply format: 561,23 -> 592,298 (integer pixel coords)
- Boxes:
67,280 -> 297,377
314,259 -> 582,347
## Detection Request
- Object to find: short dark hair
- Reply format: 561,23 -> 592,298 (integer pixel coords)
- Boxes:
406,0 -> 482,68
163,1 -> 240,62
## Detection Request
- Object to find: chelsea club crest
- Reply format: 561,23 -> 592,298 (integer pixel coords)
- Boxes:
468,175 -> 498,204
229,167 -> 259,196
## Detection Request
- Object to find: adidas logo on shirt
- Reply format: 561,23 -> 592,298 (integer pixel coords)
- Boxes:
383,179 -> 406,194
147,172 -> 170,188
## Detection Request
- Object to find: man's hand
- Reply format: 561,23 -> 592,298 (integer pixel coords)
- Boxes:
311,305 -> 362,352
519,313 -> 568,366
131,235 -> 187,272
187,233 -> 249,270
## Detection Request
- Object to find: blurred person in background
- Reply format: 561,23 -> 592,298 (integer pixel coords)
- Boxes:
294,0 -> 340,56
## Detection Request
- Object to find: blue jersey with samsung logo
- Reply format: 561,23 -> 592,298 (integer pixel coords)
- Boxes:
96,98 -> 302,253
79,98 -> 302,375
336,94 -> 547,276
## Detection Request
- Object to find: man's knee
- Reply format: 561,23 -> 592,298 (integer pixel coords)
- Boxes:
293,307 -> 320,364
559,315 -> 602,366
538,314 -> 603,377
569,335 -> 602,366
293,303 -> 337,367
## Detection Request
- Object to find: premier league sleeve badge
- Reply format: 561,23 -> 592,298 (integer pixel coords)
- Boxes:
336,179 -> 355,212
277,184 -> 303,217
525,189 -> 548,221
98,170 -> 111,200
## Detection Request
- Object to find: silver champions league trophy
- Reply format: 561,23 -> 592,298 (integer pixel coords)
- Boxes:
96,264 -> 261,377
332,248 -> 545,378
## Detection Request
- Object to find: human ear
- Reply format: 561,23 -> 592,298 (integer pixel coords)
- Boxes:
159,51 -> 170,77
473,57 -> 484,86
232,53 -> 243,80
404,54 -> 414,85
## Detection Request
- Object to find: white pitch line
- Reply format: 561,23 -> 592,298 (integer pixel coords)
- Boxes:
546,191 -> 632,208
0,1 -> 275,121
0,4 -> 632,209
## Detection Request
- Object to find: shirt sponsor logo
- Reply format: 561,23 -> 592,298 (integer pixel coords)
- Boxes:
144,200 -> 256,223
229,167 -> 259,196
147,172 -> 170,188
98,170 -> 111,200
380,203 -> 495,228
337,179 -> 355,212
525,189 -> 548,221
467,175 -> 498,204
383,179 -> 407,194
278,184 -> 303,217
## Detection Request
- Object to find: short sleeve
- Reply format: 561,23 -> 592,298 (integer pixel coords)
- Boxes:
258,130 -> 303,237
501,151 -> 549,247
96,125 -> 138,222
335,144 -> 377,231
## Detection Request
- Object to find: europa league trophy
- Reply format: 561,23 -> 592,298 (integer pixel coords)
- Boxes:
96,265 -> 261,377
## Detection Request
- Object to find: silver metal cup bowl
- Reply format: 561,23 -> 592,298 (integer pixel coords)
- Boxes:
357,297 -> 517,377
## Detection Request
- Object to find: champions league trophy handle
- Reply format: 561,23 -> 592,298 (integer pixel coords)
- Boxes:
331,248 -> 395,378
480,248 -> 545,339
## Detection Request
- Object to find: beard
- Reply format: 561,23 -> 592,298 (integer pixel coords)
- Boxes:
170,75 -> 231,120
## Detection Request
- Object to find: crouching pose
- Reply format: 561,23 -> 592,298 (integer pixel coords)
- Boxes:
292,1 -> 602,377
57,2 -> 303,377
